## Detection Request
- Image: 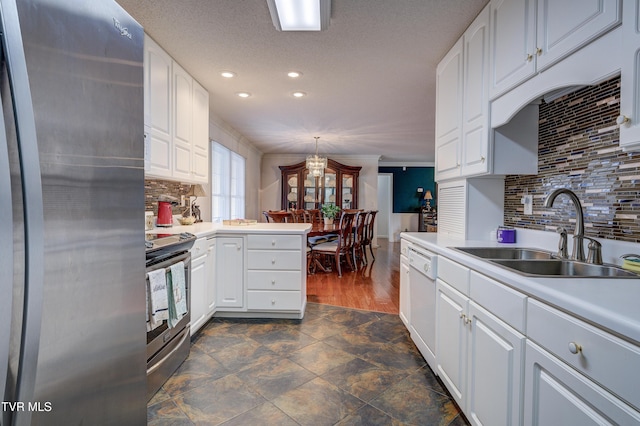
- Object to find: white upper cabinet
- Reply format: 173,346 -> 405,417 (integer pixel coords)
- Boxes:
192,81 -> 210,183
435,38 -> 464,181
619,0 -> 640,150
490,0 -> 622,99
489,0 -> 536,100
461,5 -> 491,177
144,36 -> 172,177
436,6 -> 490,181
143,34 -> 209,183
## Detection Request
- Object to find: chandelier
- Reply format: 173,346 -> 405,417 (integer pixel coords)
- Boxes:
305,136 -> 327,178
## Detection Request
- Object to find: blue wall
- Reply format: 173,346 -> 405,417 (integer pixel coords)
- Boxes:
378,167 -> 435,213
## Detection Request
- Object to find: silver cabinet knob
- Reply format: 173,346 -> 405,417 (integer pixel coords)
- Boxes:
617,115 -> 631,126
568,342 -> 582,355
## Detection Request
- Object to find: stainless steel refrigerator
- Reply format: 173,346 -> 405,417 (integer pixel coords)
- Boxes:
0,0 -> 147,424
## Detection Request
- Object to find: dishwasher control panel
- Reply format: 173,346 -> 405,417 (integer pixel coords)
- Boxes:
408,247 -> 437,280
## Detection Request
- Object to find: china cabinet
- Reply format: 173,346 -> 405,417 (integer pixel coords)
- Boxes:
279,159 -> 361,211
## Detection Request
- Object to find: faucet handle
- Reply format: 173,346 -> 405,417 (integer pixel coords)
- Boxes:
585,237 -> 602,265
556,227 -> 568,258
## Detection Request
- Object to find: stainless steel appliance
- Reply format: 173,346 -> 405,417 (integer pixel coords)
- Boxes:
145,232 -> 195,400
0,0 -> 146,424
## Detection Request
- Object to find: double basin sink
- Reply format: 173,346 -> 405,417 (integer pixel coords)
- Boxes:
452,247 -> 638,278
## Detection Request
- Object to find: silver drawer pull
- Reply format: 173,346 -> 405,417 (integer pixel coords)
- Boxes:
271,259 -> 276,264
271,279 -> 276,285
272,240 -> 276,246
568,342 -> 582,355
271,299 -> 276,305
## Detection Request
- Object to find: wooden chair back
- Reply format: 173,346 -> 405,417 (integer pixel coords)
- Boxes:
305,209 -> 322,225
290,209 -> 306,223
267,210 -> 293,223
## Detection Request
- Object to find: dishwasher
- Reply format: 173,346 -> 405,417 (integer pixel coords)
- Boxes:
408,245 -> 438,369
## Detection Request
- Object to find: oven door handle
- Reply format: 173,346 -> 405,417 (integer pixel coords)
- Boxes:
147,328 -> 190,376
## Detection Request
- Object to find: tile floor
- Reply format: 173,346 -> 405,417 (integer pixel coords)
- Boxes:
148,303 -> 470,425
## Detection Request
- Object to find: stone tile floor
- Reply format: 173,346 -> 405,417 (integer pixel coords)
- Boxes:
148,303 -> 470,425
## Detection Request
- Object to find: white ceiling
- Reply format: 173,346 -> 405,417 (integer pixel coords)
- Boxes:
116,0 -> 489,163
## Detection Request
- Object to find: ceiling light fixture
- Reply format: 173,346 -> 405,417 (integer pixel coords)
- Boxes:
266,0 -> 331,31
292,91 -> 306,98
287,71 -> 302,78
236,92 -> 251,98
221,71 -> 236,78
306,136 -> 327,178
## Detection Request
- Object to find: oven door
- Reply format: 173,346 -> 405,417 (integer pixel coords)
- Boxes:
145,250 -> 191,399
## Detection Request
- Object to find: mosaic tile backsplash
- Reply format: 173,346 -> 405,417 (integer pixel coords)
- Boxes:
145,179 -> 192,215
504,76 -> 640,243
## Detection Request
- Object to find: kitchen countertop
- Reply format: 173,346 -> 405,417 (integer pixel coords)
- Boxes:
401,232 -> 640,345
147,222 -> 311,238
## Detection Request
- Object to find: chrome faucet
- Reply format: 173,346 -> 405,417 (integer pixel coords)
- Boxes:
544,188 -> 586,262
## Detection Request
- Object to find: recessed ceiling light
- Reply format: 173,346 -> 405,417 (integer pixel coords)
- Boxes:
292,91 -> 306,98
236,92 -> 251,98
287,71 -> 302,78
221,71 -> 236,78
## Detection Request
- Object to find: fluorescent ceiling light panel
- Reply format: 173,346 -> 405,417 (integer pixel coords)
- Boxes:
267,0 -> 331,31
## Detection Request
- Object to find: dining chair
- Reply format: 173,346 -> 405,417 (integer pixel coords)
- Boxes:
310,211 -> 356,277
262,211 -> 271,223
290,209 -> 306,223
351,211 -> 367,268
362,210 -> 378,261
267,210 -> 293,223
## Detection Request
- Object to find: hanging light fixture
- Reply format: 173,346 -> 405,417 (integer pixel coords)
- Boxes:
306,136 -> 327,178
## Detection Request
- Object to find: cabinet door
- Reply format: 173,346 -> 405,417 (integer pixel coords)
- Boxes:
466,302 -> 524,426
144,35 -> 172,177
461,5 -> 490,177
191,80 -> 209,183
436,279 -> 468,408
206,238 -> 216,314
620,0 -> 640,149
489,0 -> 536,99
172,62 -> 192,181
215,237 -> 244,308
399,256 -> 410,327
536,0 -> 621,71
190,250 -> 208,334
524,341 -> 640,426
435,38 -> 463,180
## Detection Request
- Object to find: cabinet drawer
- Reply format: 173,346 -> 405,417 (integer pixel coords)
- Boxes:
470,271 -> 527,333
248,250 -> 301,270
247,270 -> 302,291
247,234 -> 301,250
527,299 -> 640,410
190,237 -> 209,260
437,256 -> 470,295
247,290 -> 301,311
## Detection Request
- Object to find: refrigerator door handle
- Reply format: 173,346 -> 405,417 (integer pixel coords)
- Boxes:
0,1 -> 45,425
0,53 -> 13,426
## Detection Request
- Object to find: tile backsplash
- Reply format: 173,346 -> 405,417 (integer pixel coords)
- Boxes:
144,178 -> 192,215
504,76 -> 640,243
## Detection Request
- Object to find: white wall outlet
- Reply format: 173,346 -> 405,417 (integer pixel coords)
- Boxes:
521,194 -> 533,215
180,195 -> 185,206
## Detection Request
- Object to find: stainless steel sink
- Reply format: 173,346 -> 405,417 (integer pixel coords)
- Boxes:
452,247 -> 555,260
490,259 -> 639,278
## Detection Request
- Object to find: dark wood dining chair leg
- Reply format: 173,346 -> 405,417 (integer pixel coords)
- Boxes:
334,251 -> 342,277
368,244 -> 375,260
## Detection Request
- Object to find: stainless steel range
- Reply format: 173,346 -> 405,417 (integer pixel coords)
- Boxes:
145,232 -> 196,400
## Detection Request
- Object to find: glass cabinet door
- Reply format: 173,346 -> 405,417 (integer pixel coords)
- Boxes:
303,171 -> 317,210
342,173 -> 354,209
285,173 -> 298,209
323,170 -> 337,206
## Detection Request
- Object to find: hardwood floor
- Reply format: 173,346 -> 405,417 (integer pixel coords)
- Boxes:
306,239 -> 400,314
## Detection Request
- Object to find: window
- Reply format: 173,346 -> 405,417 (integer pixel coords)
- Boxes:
211,142 -> 245,221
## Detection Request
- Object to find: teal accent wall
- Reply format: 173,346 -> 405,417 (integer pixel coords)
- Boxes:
378,167 -> 435,213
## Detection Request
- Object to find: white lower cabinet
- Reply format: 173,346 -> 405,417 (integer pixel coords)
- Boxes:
524,340 -> 640,425
434,255 -> 526,426
399,251 -> 410,328
246,234 -> 306,317
215,237 -> 244,309
190,235 -> 216,334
